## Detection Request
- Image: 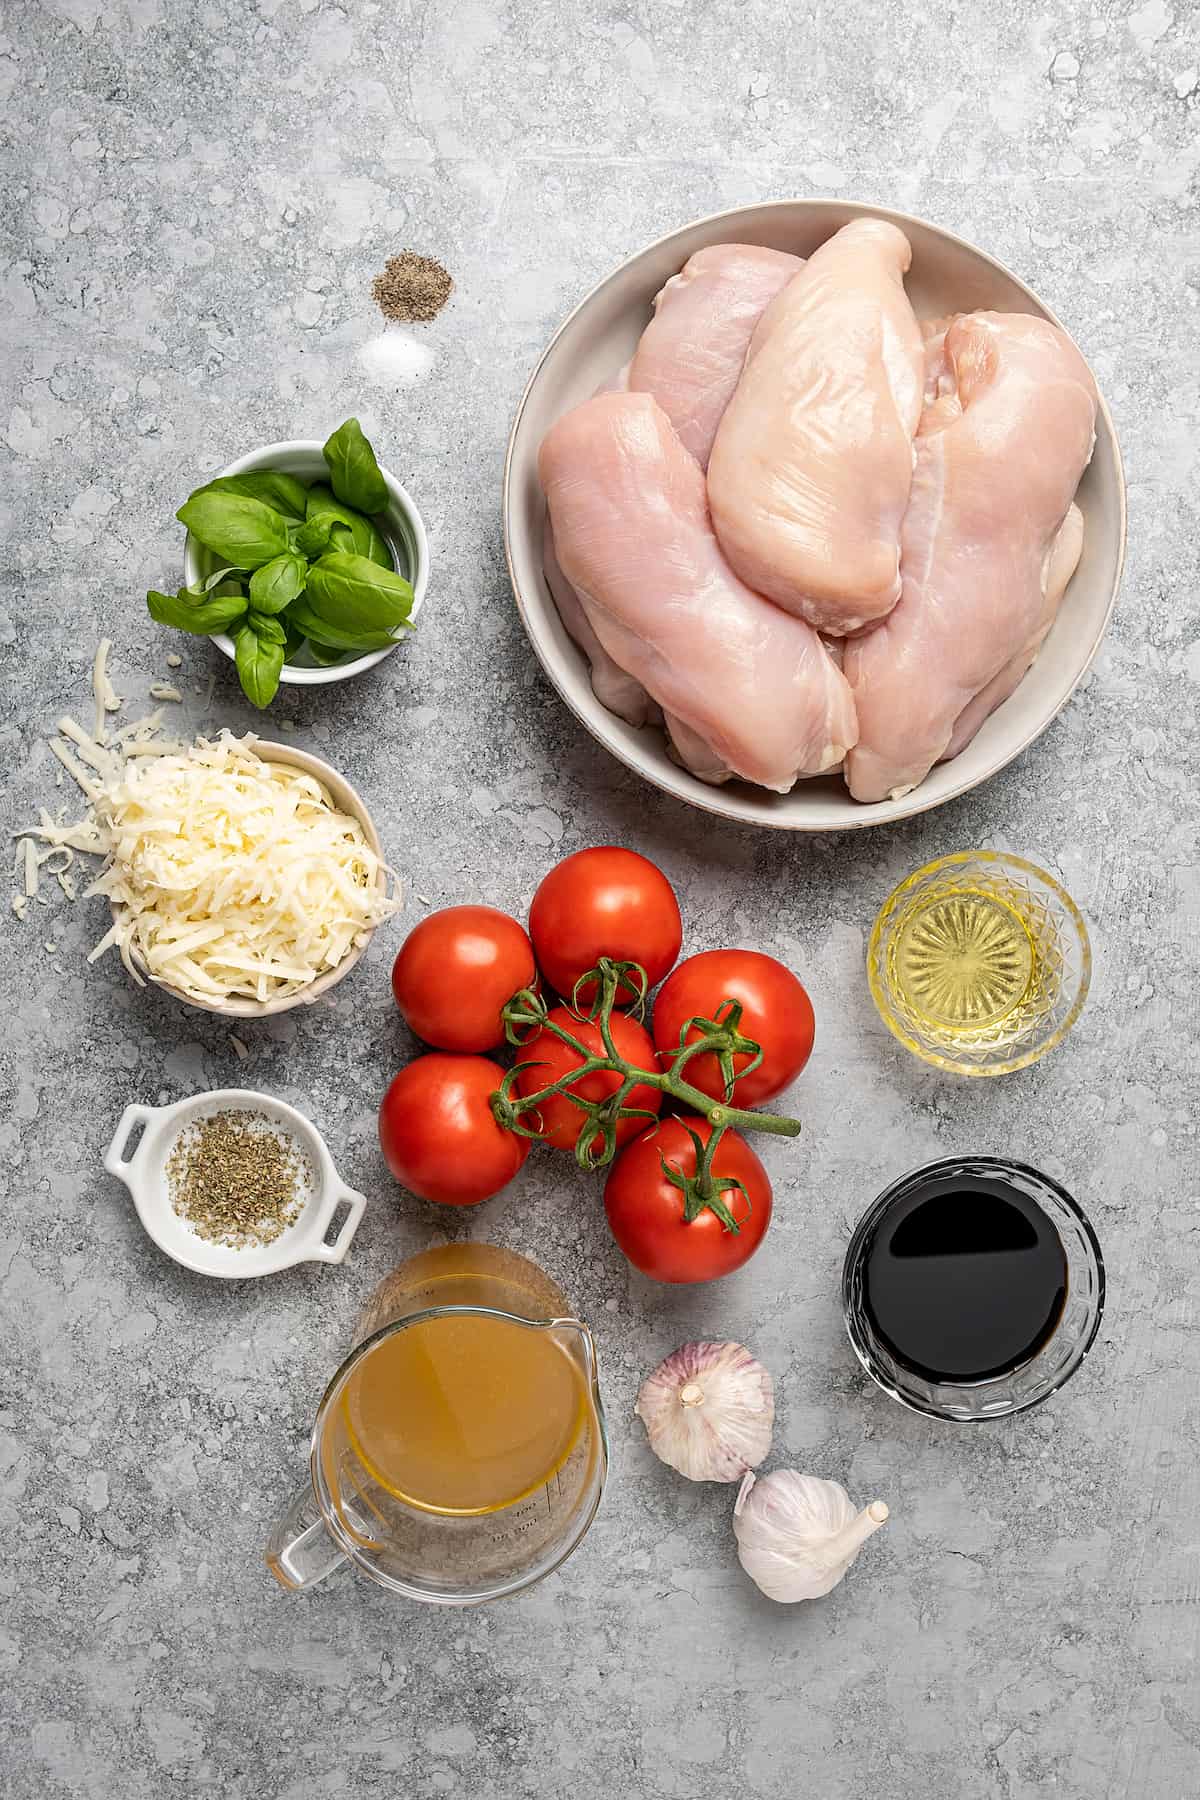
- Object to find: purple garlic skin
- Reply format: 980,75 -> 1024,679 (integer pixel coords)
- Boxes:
635,1341 -> 775,1482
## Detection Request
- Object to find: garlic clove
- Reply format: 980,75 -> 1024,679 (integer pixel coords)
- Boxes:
733,1469 -> 889,1602
635,1341 -> 774,1482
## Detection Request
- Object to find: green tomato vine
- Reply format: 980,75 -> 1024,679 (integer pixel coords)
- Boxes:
489,957 -> 801,1228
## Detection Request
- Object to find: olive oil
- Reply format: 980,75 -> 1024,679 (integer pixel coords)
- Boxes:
890,885 -> 1044,1037
870,854 -> 1091,1077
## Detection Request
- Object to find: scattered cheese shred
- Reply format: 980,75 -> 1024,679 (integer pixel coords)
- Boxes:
92,638 -> 122,744
149,684 -> 183,703
49,737 -> 101,799
58,716 -> 113,773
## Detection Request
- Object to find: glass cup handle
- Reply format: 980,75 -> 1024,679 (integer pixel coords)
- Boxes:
265,1481 -> 347,1592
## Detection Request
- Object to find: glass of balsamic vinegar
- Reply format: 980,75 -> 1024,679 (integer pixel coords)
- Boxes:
842,1158 -> 1105,1422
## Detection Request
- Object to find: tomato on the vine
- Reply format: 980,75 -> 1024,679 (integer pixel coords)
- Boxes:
391,905 -> 536,1053
652,949 -> 815,1105
604,1117 -> 773,1283
378,1053 -> 528,1206
513,1004 -> 663,1157
529,847 -> 682,1001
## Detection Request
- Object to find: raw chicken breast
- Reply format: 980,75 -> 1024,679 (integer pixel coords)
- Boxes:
708,218 -> 924,632
662,712 -> 737,786
843,313 -> 1097,804
541,362 -> 663,729
543,519 -> 661,728
543,255 -> 802,732
628,244 -> 803,468
539,392 -> 858,793
940,504 -> 1084,762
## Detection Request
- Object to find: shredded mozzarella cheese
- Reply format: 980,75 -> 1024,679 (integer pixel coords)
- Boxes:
18,682 -> 400,1003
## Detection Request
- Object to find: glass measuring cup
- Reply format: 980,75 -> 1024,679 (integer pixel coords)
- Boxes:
266,1243 -> 608,1604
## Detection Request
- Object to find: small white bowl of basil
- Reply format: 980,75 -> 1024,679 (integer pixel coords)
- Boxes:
156,418 -> 428,707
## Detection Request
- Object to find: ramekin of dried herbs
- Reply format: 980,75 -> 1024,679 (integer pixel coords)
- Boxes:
149,418 -> 429,707
103,1090 -> 367,1279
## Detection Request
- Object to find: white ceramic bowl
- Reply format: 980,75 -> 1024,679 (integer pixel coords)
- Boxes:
504,199 -> 1126,831
182,438 -> 428,685
103,1089 -> 366,1278
114,740 -> 388,1019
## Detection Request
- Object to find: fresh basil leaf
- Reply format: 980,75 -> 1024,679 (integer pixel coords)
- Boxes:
248,552 -> 306,614
147,587 -> 249,634
177,492 -> 292,569
234,623 -> 284,708
305,551 -> 413,635
248,609 -> 288,645
199,470 -> 310,520
185,564 -> 239,596
281,613 -> 307,661
305,637 -> 349,666
285,597 -> 397,652
305,484 -> 393,569
290,515 -> 339,560
323,417 -> 388,515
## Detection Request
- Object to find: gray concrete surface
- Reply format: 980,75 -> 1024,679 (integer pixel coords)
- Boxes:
2,1 -> 1198,1795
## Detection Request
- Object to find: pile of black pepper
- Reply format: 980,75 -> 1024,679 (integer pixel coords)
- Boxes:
371,250 -> 453,323
167,1110 -> 309,1248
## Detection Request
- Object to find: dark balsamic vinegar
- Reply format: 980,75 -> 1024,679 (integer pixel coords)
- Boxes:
861,1171 -> 1068,1383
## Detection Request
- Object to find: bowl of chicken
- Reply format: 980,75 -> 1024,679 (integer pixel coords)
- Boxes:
503,199 -> 1125,831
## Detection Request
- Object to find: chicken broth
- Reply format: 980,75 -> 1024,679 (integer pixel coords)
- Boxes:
340,1311 -> 587,1516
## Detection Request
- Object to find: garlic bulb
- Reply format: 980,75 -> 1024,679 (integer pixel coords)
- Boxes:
635,1341 -> 774,1482
733,1469 -> 889,1602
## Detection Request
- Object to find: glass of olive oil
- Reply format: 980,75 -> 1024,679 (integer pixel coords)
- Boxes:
266,1244 -> 608,1603
868,852 -> 1091,1076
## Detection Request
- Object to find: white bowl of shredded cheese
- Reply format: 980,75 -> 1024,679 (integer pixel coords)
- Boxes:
94,737 -> 398,1017
17,656 -> 401,1015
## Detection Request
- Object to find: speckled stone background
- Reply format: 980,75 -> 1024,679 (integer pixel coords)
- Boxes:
2,0 -> 1199,1794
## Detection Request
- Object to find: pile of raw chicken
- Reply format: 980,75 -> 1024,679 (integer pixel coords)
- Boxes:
539,219 -> 1098,803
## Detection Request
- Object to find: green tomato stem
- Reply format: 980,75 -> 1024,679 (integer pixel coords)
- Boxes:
494,957 -> 801,1169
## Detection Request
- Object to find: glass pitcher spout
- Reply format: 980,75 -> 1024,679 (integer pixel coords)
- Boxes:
546,1316 -> 606,1423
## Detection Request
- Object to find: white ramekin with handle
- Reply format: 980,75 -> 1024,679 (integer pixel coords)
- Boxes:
103,1089 -> 367,1279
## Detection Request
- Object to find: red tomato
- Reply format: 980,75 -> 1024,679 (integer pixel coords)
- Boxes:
391,905 -> 536,1052
603,1117 -> 773,1283
652,949 -> 815,1105
514,1004 -> 663,1156
378,1054 -> 529,1206
529,847 -> 682,1002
